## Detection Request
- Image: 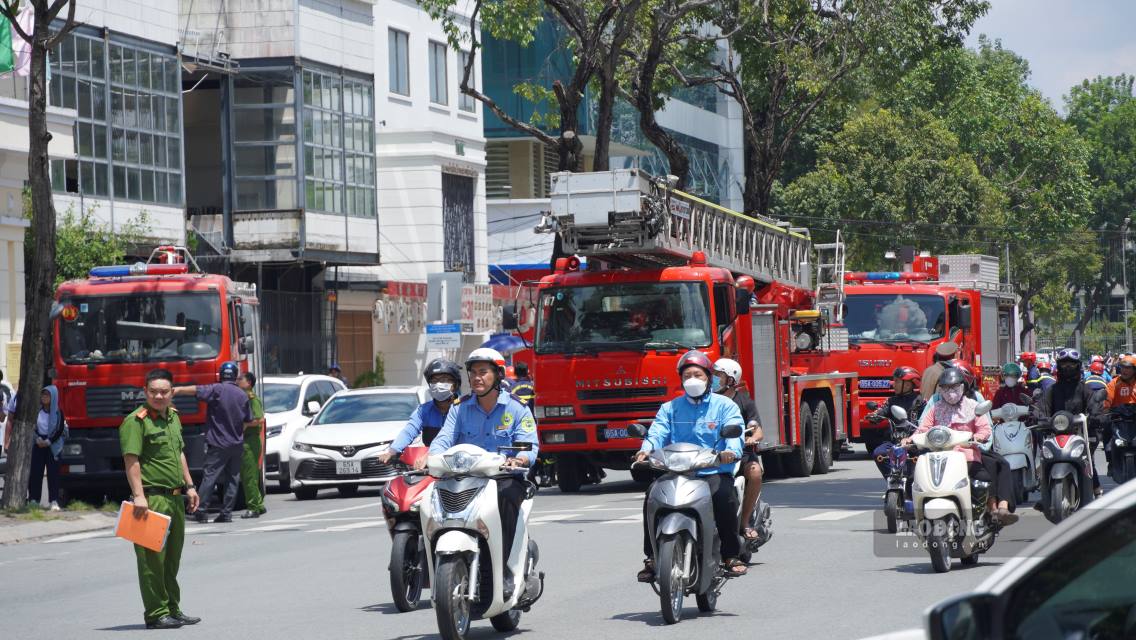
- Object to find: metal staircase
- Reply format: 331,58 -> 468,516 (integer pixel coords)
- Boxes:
543,169 -> 813,291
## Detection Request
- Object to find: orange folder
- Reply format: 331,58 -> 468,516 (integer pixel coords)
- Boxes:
114,501 -> 172,552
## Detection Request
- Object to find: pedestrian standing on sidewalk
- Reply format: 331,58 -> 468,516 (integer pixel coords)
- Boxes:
173,362 -> 252,524
120,368 -> 201,629
237,371 -> 266,519
26,385 -> 67,511
0,369 -> 13,457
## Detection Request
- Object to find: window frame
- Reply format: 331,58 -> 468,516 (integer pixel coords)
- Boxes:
428,40 -> 448,106
388,28 -> 410,97
457,50 -> 475,113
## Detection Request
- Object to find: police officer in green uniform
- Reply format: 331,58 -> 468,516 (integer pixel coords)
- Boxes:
119,369 -> 202,630
238,371 -> 266,518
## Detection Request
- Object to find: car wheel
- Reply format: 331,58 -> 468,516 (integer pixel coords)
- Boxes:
337,484 -> 359,498
294,487 -> 318,500
277,464 -> 291,492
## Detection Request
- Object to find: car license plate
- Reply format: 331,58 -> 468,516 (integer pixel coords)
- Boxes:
604,427 -> 629,440
336,460 -> 361,475
859,379 -> 893,390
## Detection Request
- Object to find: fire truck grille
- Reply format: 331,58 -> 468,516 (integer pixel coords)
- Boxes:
85,386 -> 197,418
438,487 -> 481,513
577,387 -> 667,400
581,401 -> 662,416
294,458 -> 396,481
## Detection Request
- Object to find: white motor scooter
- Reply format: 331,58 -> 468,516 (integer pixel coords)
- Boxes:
420,443 -> 544,640
991,402 -> 1037,505
911,401 -> 1000,573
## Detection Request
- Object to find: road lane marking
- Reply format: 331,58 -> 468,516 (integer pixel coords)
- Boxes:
242,524 -> 304,533
529,513 -> 580,524
799,510 -> 868,521
595,515 -> 641,525
271,503 -> 380,522
44,530 -> 114,543
307,520 -> 385,533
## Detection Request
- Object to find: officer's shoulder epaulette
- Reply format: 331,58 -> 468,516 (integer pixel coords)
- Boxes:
456,394 -> 472,405
134,407 -> 148,420
169,405 -> 179,414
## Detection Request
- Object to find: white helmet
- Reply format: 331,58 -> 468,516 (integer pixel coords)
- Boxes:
713,358 -> 743,385
465,347 -> 507,375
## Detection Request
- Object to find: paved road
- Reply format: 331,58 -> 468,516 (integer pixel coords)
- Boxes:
0,449 -> 1096,639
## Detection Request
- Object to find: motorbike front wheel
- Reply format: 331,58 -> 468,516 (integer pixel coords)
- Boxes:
1046,478 -> 1077,524
927,520 -> 953,574
884,492 -> 900,534
657,534 -> 689,624
390,531 -> 424,612
434,556 -> 472,640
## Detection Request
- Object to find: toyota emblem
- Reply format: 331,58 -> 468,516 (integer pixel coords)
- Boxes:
341,446 -> 356,457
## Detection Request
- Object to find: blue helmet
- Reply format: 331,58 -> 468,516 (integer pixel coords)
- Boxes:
219,361 -> 239,381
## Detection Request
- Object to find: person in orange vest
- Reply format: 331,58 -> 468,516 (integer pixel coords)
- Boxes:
1103,356 -> 1136,410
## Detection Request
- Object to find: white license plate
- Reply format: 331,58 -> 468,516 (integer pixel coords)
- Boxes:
604,427 -> 629,440
336,460 -> 361,475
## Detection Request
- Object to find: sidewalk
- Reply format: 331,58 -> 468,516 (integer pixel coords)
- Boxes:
0,511 -> 116,544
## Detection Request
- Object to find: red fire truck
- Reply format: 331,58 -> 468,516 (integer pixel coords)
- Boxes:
50,246 -> 264,499
509,170 -> 859,491
799,253 -> 1019,452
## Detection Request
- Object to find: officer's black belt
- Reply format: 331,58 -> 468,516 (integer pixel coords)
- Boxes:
143,486 -> 183,496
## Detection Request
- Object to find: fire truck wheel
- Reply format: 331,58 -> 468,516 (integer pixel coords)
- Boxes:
786,403 -> 814,478
557,455 -> 584,493
811,401 -> 833,475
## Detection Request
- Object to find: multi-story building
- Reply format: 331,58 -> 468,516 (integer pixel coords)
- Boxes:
481,23 -> 745,286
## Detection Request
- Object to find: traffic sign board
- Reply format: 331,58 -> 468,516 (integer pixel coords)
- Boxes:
426,323 -> 462,349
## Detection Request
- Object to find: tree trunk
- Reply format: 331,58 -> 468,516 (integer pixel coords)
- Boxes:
4,7 -> 59,509
592,72 -> 616,172
632,15 -> 689,188
557,93 -> 584,173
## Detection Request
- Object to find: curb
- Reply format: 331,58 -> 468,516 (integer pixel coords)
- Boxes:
0,512 -> 116,545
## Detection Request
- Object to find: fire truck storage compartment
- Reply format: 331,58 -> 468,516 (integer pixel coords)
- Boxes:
550,168 -> 648,226
981,296 -> 999,361
750,310 -> 782,448
937,255 -> 1001,289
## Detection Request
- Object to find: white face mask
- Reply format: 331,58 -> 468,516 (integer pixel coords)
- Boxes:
940,386 -> 965,406
1004,376 -> 1018,388
429,382 -> 455,402
683,377 -> 708,398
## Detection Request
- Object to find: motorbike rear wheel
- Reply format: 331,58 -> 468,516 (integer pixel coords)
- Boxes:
390,531 -> 424,613
1125,456 -> 1136,484
657,534 -> 689,625
884,492 -> 900,534
1012,470 -> 1028,507
435,556 -> 472,640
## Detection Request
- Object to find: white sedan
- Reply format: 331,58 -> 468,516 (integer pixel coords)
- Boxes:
262,374 -> 348,492
289,386 -> 424,500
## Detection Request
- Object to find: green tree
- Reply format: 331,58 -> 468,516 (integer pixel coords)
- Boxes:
51,205 -> 152,286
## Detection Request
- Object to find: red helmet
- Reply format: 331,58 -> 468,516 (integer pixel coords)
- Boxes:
892,366 -> 921,385
1090,361 -> 1105,375
946,359 -> 976,389
1020,351 -> 1037,365
677,350 -> 714,376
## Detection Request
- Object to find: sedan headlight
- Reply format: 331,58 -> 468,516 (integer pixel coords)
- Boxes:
292,441 -> 314,453
444,451 -> 481,474
267,424 -> 284,438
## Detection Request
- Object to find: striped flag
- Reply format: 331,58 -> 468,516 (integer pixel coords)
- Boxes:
0,5 -> 33,77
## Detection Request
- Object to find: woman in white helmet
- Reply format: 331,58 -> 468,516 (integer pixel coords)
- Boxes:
713,358 -> 765,542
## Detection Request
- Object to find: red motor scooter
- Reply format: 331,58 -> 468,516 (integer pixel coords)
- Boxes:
381,446 -> 434,612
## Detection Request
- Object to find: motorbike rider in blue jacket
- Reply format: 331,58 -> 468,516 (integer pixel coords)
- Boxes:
634,351 -> 746,581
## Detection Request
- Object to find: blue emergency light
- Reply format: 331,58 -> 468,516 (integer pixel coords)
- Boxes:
864,272 -> 902,281
90,262 -> 188,278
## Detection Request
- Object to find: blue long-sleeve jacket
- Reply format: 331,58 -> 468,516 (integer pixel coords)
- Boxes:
429,392 -> 539,465
639,393 -> 743,476
390,400 -> 450,453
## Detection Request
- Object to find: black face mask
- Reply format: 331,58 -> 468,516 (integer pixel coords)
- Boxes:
1057,363 -> 1080,382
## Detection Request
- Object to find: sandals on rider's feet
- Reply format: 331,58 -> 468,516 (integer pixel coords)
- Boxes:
743,527 -> 760,540
637,560 -> 655,583
724,558 -> 748,577
995,508 -> 1019,526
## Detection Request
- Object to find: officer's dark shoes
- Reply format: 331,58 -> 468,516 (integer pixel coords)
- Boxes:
193,511 -> 208,524
145,615 -> 183,629
213,514 -> 232,523
172,613 -> 200,625
240,510 -> 260,519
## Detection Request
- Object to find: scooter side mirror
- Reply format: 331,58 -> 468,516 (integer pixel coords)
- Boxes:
866,401 -> 879,411
890,405 -> 908,421
974,400 -> 993,416
720,424 -> 743,439
627,423 -> 648,438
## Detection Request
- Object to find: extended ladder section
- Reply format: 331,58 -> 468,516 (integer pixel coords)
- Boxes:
546,169 -> 813,290
814,231 -> 847,323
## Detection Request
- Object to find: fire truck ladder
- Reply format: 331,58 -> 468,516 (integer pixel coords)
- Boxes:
814,230 -> 846,323
544,169 -> 813,290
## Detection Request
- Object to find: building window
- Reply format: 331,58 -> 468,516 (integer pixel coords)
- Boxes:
442,173 -> 475,282
388,29 -> 409,96
231,69 -> 297,211
429,41 -> 448,106
458,50 -> 475,113
49,32 -> 183,205
303,68 -> 376,218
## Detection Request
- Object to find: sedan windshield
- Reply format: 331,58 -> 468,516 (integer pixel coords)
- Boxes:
262,383 -> 300,413
535,281 -> 711,354
843,293 -> 946,343
58,292 -> 223,364
313,393 -> 419,425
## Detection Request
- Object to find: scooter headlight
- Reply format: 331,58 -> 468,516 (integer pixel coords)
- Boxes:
953,478 -> 969,490
1052,414 -> 1071,433
927,427 -> 951,449
1042,446 -> 1055,460
1117,438 -> 1126,448
444,451 -> 480,474
911,478 -> 922,493
1069,442 -> 1086,459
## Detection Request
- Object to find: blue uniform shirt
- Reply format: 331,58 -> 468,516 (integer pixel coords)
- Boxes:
429,391 -> 539,465
640,393 -> 744,476
391,400 -> 452,453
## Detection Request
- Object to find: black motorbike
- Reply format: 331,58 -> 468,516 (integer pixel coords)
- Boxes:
866,401 -> 917,533
1105,404 -> 1136,485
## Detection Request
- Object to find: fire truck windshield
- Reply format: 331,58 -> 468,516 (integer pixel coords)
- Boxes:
58,292 -> 223,364
843,293 -> 946,343
535,282 -> 712,354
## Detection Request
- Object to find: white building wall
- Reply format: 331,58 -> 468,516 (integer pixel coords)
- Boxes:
298,0 -> 375,75
76,0 -> 180,45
